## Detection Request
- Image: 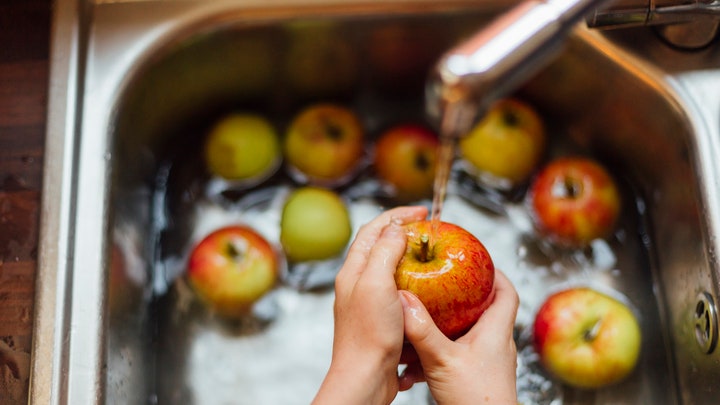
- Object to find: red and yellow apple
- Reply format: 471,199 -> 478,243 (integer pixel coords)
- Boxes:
283,104 -> 365,186
374,124 -> 439,202
459,98 -> 546,188
533,287 -> 642,389
204,113 -> 281,184
527,157 -> 621,248
280,186 -> 353,262
187,225 -> 280,318
395,220 -> 495,339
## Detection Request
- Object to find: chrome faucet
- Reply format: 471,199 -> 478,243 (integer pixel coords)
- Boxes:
427,0 -> 720,138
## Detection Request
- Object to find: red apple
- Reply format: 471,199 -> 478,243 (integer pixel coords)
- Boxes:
527,157 -> 621,248
395,220 -> 495,339
374,124 -> 439,202
459,98 -> 546,189
533,287 -> 642,389
284,103 -> 365,186
187,225 -> 280,318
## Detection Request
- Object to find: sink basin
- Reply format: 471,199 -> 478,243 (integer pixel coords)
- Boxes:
33,1 -> 720,404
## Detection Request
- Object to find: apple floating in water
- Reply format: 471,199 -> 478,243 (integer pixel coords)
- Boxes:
187,225 -> 280,318
203,113 -> 281,185
527,157 -> 621,248
373,123 -> 439,202
533,287 -> 642,389
280,186 -> 353,262
394,220 -> 496,339
459,98 -> 546,189
283,103 -> 365,187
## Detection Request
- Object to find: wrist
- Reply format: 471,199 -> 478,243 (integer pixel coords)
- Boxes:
314,350 -> 398,405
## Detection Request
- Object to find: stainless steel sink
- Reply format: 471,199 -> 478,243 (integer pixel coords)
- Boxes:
34,0 -> 720,404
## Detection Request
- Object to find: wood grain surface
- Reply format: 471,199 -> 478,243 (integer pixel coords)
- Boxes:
0,0 -> 50,403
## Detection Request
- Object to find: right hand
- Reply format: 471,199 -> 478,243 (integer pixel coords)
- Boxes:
399,269 -> 519,405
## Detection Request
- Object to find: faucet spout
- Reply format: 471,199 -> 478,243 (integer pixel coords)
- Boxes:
427,0 -> 611,138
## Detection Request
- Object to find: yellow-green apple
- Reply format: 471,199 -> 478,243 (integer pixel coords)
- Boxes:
533,287 -> 642,389
284,104 -> 365,186
527,157 -> 621,248
187,225 -> 280,318
280,187 -> 352,262
459,98 -> 546,188
204,113 -> 281,184
395,220 -> 495,339
374,124 -> 439,202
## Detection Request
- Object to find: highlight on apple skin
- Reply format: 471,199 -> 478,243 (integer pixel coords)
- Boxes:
526,157 -> 622,248
394,220 -> 496,339
187,225 -> 280,319
533,287 -> 642,389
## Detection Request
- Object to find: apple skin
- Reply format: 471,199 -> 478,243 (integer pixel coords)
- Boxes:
533,287 -> 642,389
374,124 -> 439,202
395,220 -> 495,339
204,113 -> 281,183
187,225 -> 280,318
280,187 -> 353,262
459,98 -> 546,188
284,104 -> 365,186
527,157 -> 621,248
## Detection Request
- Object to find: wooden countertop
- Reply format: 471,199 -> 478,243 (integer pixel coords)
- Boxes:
0,0 -> 50,403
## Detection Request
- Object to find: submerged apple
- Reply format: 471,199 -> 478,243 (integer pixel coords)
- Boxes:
187,225 -> 280,318
533,287 -> 642,389
527,157 -> 621,248
395,220 -> 495,339
374,123 -> 439,202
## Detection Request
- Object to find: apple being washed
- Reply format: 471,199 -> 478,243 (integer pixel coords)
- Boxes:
533,287 -> 642,389
284,104 -> 365,186
459,98 -> 546,189
395,220 -> 495,339
374,123 -> 439,202
527,157 -> 621,248
187,225 -> 280,318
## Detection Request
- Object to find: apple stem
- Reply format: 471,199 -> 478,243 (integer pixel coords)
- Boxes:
584,319 -> 602,342
419,234 -> 430,262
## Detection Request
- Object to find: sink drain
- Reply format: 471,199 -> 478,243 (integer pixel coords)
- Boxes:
694,292 -> 718,354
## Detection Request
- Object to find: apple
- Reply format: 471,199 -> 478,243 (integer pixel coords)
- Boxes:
280,186 -> 353,262
283,103 -> 365,186
204,113 -> 281,184
374,124 -> 439,202
526,157 -> 621,248
395,220 -> 495,339
187,225 -> 280,318
533,287 -> 642,389
459,98 -> 546,188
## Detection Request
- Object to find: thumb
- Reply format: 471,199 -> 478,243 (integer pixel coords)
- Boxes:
399,290 -> 450,366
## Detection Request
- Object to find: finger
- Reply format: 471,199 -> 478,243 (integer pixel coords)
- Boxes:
399,290 -> 450,368
358,220 -> 407,284
462,269 -> 519,343
337,206 -> 426,295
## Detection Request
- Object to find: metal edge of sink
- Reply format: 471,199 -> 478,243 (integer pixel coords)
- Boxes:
32,0 -> 720,404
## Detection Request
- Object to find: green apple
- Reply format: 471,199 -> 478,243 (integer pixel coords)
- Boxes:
395,220 -> 495,339
283,104 -> 365,186
459,98 -> 546,188
187,225 -> 280,318
533,287 -> 642,389
204,113 -> 281,183
280,187 -> 352,262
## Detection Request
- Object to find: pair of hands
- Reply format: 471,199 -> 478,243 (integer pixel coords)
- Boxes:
313,206 -> 519,405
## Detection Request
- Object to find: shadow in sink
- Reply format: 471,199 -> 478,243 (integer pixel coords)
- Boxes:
101,3 -> 716,405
